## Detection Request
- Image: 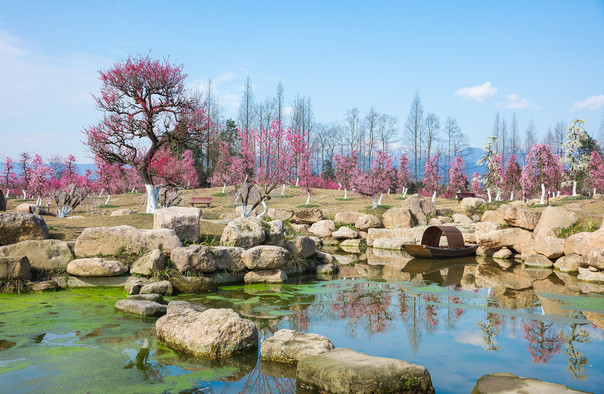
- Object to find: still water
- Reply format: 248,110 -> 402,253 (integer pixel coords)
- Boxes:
1,254 -> 603,393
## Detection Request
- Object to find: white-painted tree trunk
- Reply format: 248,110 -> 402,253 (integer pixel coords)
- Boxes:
540,184 -> 546,205
594,188 -> 597,196
36,197 -> 42,206
257,200 -> 268,218
98,189 -> 103,198
372,195 -> 378,208
145,184 -> 160,213
306,192 -> 311,205
222,184 -> 226,194
338,182 -> 342,190
5,189 -> 9,198
510,191 -> 514,200
387,188 -> 390,194
22,190 -> 27,199
131,186 -> 136,193
344,188 -> 348,199
495,191 -> 501,201
572,181 -> 577,196
431,191 -> 436,202
282,184 -> 285,196
556,191 -> 560,197
295,177 -> 299,187
378,193 -> 384,205
104,195 -> 111,205
402,187 -> 408,198
487,188 -> 492,203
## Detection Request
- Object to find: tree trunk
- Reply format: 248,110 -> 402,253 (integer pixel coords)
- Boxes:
372,194 -> 378,208
402,187 -> 408,198
338,182 -> 342,190
222,184 -> 226,194
510,191 -> 514,200
594,188 -> 597,196
306,192 -> 311,205
378,193 -> 384,205
98,189 -> 104,198
282,184 -> 285,196
257,200 -> 268,218
145,184 -> 160,213
6,189 -> 9,198
487,188 -> 492,203
540,184 -> 545,205
431,191 -> 436,202
344,188 -> 348,199
104,195 -> 111,205
572,181 -> 577,197
22,190 -> 27,199
296,177 -> 299,187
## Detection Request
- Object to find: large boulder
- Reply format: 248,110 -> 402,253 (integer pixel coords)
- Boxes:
461,197 -> 486,214
452,213 -> 473,224
367,227 -> 425,246
267,208 -> 294,221
565,229 -> 604,256
0,239 -> 73,270
554,254 -> 581,273
290,208 -> 323,224
67,258 -> 128,277
260,329 -> 334,364
130,249 -> 166,277
74,226 -> 181,257
524,254 -> 554,268
170,245 -> 216,273
533,236 -> 565,259
211,246 -> 246,271
169,275 -> 217,294
286,236 -> 317,259
155,305 -> 258,358
472,372 -> 588,394
115,300 -> 167,317
220,217 -> 265,248
296,348 -> 434,394
0,212 -> 49,245
533,206 -> 578,237
242,245 -> 290,269
581,248 -> 604,271
475,222 -> 502,244
244,269 -> 287,284
355,214 -> 382,231
478,228 -> 534,253
153,207 -> 202,242
110,209 -> 133,217
309,220 -> 335,238
401,194 -> 436,216
265,220 -> 286,247
481,209 -> 505,224
15,203 -> 52,215
334,211 -> 363,225
0,256 -> 31,280
373,237 -> 412,250
498,205 -> 541,230
382,207 -> 416,229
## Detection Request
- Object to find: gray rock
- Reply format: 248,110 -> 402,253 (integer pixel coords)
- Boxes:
166,300 -> 207,315
211,246 -> 246,271
67,258 -> 128,277
525,254 -> 554,268
472,372 -> 589,394
0,212 -> 49,245
115,300 -> 167,317
316,263 -> 338,275
242,245 -> 289,269
244,269 -> 287,284
265,220 -> 286,247
169,275 -> 217,294
260,329 -> 334,364
140,280 -> 173,296
124,276 -> 151,295
314,250 -> 337,264
127,293 -> 164,303
290,208 -> 323,224
331,226 -> 359,239
220,217 -> 265,248
153,207 -> 202,242
0,239 -> 73,270
296,348 -> 434,394
267,208 -> 294,221
0,256 -> 31,280
170,245 -> 216,273
130,249 -> 166,277
286,236 -> 317,259
334,211 -> 363,225
155,307 -> 258,358
309,220 -> 335,238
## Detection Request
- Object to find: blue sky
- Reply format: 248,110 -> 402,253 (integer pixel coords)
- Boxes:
1,0 -> 603,163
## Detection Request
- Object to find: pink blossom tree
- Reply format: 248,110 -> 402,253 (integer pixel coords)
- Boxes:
502,154 -> 521,200
447,156 -> 468,197
1,157 -> 19,198
585,150 -> 604,195
27,155 -> 52,205
520,144 -> 564,203
94,157 -> 126,196
298,150 -> 313,205
354,151 -> 395,208
84,53 -> 206,213
422,154 -> 441,201
18,152 -> 32,198
478,136 -> 503,201
470,172 -> 483,196
210,141 -> 245,193
48,155 -> 91,218
397,153 -> 410,197
333,151 -> 360,199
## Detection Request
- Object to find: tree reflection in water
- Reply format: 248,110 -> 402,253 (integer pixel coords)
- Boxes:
477,312 -> 502,351
123,339 -> 167,383
559,323 -> 590,381
332,282 -> 393,336
521,319 -> 563,363
221,360 -> 296,394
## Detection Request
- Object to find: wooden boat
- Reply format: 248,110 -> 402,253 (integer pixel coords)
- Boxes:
403,225 -> 478,259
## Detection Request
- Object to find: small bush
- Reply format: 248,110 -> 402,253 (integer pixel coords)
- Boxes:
556,220 -> 598,238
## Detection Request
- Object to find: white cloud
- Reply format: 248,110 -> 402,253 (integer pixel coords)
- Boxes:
455,82 -> 498,102
188,66 -> 251,117
454,331 -> 486,347
280,106 -> 294,116
571,94 -> 604,111
503,93 -> 534,109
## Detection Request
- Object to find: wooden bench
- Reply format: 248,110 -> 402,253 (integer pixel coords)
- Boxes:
456,192 -> 476,202
190,196 -> 212,207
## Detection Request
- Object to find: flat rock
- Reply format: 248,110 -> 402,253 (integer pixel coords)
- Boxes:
166,300 -> 207,315
296,347 -> 434,394
475,264 -> 533,290
153,207 -> 202,242
500,205 -> 541,231
367,227 -> 425,246
290,208 -> 322,224
170,244 -> 216,273
127,293 -> 164,303
331,226 -> 359,239
577,267 -> 604,283
155,307 -> 258,358
267,208 -> 294,221
372,237 -> 413,250
0,239 -> 73,270
220,217 -> 265,248
124,276 -> 151,295
169,275 -> 217,294
471,372 -> 589,394
115,300 -> 167,317
452,213 -> 473,224
244,269 -> 287,284
260,329 -> 334,364
110,209 -> 133,216
478,228 -> 534,253
130,249 -> 166,277
211,246 -> 246,271
0,212 -> 49,245
74,225 -> 181,257
493,247 -> 513,259
140,280 -> 173,296
66,258 -> 128,277
554,254 -> 581,273
242,245 -> 289,269
0,256 -> 31,280
335,211 -> 363,225
524,254 -> 553,268
309,220 -> 335,238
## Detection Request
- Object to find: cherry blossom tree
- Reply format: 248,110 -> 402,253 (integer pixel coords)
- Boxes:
447,156 -> 468,197
585,150 -> 604,195
502,154 -> 521,200
470,172 -> 483,196
94,157 -> 125,196
354,151 -> 395,208
422,154 -> 441,201
0,157 -> 19,198
333,151 -> 360,199
27,155 -> 52,205
397,153 -> 410,197
48,155 -> 91,218
210,141 -> 245,193
520,144 -> 564,203
84,53 -> 206,213
18,152 -> 32,198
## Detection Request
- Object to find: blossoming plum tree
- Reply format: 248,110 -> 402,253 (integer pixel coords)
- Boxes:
502,154 -> 521,200
397,153 -> 410,197
520,144 -> 563,203
334,151 -> 360,199
422,154 -> 441,201
447,156 -> 468,197
0,157 -> 19,198
355,151 -> 395,208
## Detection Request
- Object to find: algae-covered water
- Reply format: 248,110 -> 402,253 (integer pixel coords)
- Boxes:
1,262 -> 604,393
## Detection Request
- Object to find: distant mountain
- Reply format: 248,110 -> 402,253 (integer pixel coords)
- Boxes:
0,163 -> 97,177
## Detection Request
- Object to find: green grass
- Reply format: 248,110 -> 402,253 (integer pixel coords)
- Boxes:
297,204 -> 319,208
559,195 -> 591,201
556,220 -> 598,238
99,204 -> 118,209
361,205 -> 392,217
335,198 -> 355,201
211,192 -> 226,197
276,194 -> 294,198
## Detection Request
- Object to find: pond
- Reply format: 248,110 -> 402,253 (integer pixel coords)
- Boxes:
1,253 -> 603,393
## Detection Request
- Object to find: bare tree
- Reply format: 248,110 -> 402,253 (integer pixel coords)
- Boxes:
443,117 -> 467,185
599,111 -> 604,149
510,113 -> 519,158
424,113 -> 440,161
404,93 -> 424,182
501,116 -> 507,165
492,112 -> 501,154
238,75 -> 254,134
377,114 -> 398,153
553,120 -> 565,158
525,119 -> 537,153
255,96 -> 275,132
344,107 -> 360,155
276,81 -> 284,126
